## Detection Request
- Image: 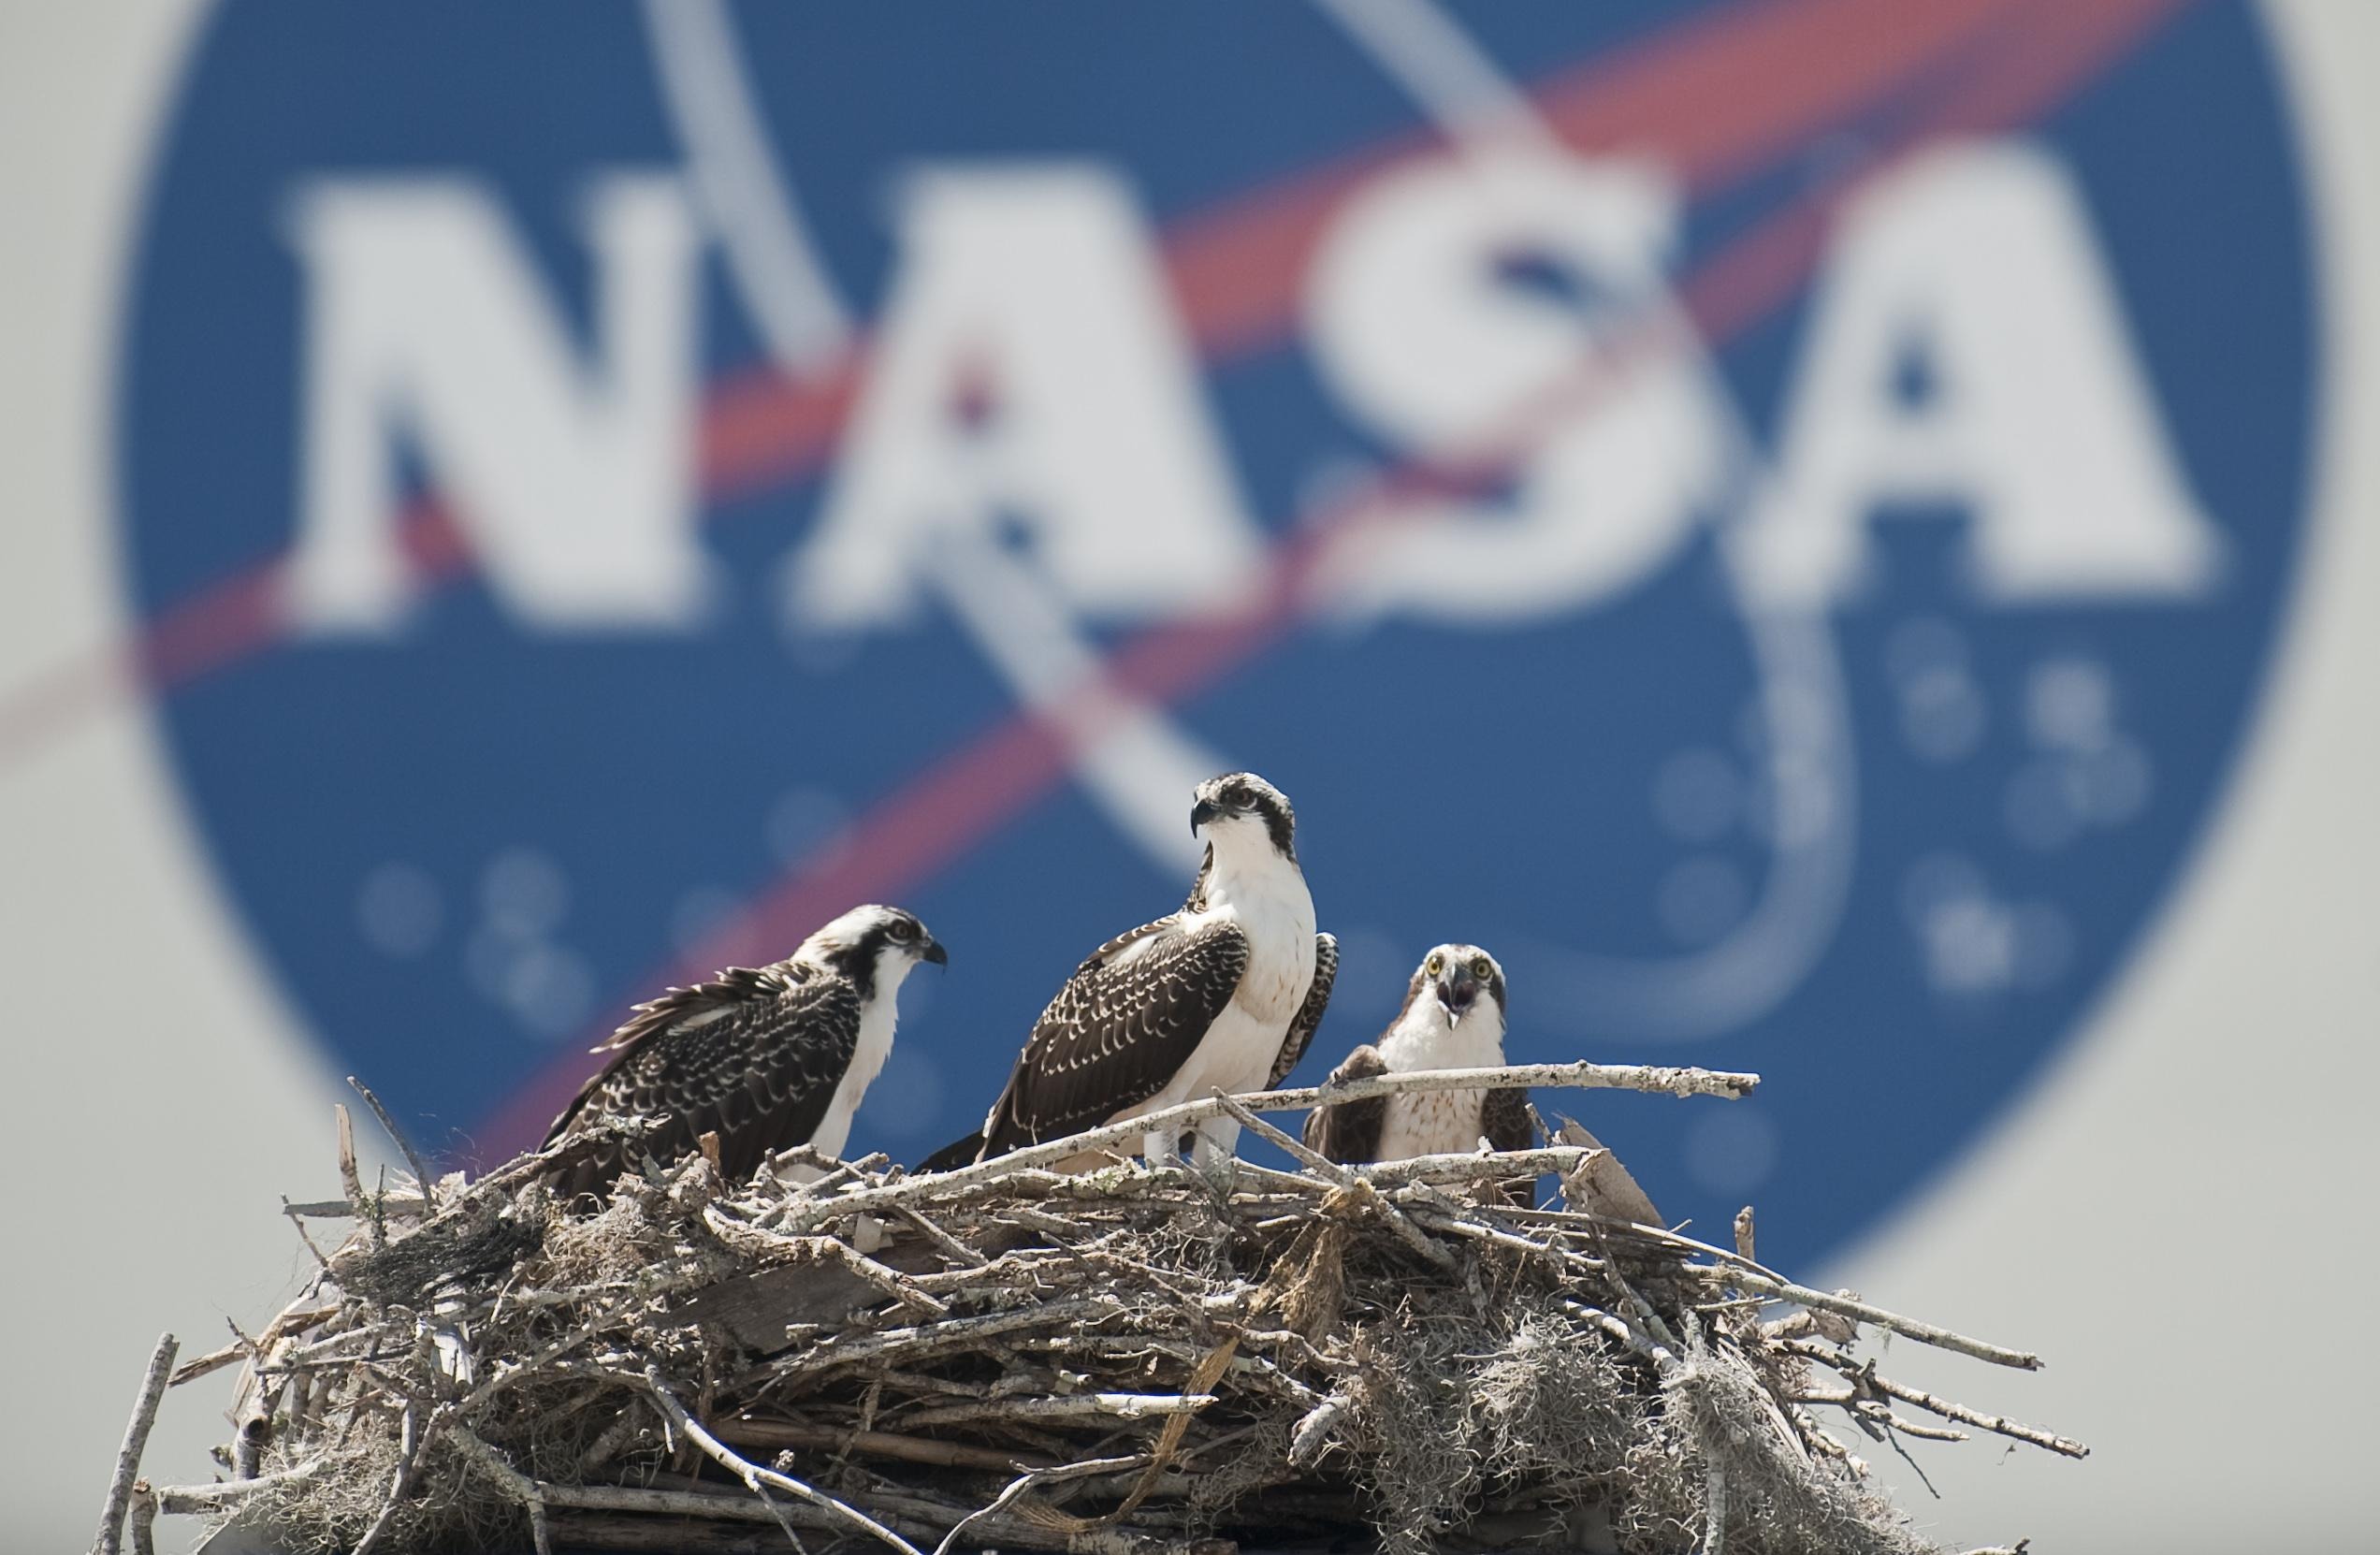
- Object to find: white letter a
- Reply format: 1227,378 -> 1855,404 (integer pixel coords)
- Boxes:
1741,142 -> 2223,609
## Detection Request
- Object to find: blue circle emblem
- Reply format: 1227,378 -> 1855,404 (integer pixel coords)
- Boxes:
113,1 -> 2314,1269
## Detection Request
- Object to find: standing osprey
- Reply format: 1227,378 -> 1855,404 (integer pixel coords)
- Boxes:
544,904 -> 945,1201
1304,943 -> 1532,1175
922,772 -> 1334,1171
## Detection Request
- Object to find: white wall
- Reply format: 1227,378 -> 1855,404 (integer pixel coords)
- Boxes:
1837,7 -> 2380,1544
0,3 -> 362,1545
0,4 -> 2372,1549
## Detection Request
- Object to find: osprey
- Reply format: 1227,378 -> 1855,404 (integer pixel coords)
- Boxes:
923,772 -> 1334,1171
544,904 -> 945,1201
1304,943 -> 1532,1176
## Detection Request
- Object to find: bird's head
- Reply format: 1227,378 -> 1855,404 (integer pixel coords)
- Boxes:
1189,771 -> 1297,861
1408,943 -> 1507,1032
796,904 -> 947,998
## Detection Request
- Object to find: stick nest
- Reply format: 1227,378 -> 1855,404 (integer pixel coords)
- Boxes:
135,1068 -> 2081,1555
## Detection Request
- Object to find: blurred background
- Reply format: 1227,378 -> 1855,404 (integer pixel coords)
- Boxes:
3,2 -> 2373,1548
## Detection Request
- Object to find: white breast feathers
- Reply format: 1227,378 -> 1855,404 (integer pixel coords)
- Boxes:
1372,995 -> 1507,1158
807,990 -> 898,1163
1191,850 -> 1316,1028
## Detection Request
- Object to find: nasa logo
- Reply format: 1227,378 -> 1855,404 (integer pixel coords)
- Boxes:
100,2 -> 2312,1266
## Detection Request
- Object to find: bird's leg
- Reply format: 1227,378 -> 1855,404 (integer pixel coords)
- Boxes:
1141,1127 -> 1176,1167
1189,1117 -> 1242,1171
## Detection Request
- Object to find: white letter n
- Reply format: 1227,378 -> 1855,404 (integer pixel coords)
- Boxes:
283,175 -> 703,632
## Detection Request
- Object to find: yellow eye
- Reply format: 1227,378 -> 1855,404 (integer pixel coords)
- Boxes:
1425,953 -> 1444,977
1471,956 -> 1492,980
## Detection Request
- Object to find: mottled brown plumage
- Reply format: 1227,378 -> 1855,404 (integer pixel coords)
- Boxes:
1270,930 -> 1339,1088
545,905 -> 941,1202
977,915 -> 1253,1155
544,964 -> 857,1200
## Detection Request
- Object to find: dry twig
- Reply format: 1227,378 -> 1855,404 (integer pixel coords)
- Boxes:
89,1331 -> 175,1555
349,1073 -> 438,1213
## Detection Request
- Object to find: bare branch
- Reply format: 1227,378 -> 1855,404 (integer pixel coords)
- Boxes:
1782,1341 -> 2088,1458
90,1331 -> 176,1555
334,1103 -> 385,1251
641,1361 -> 925,1555
151,1458 -> 327,1515
349,1074 -> 438,1213
718,1418 -> 1057,1473
787,1061 -> 1756,1232
1212,1093 -> 1457,1272
931,1455 -> 1144,1555
902,1392 -> 1215,1429
447,1421 -> 555,1555
1719,1271 -> 2042,1371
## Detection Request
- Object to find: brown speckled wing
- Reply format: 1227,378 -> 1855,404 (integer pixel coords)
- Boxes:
977,916 -> 1249,1155
1267,932 -> 1337,1089
544,966 -> 861,1200
1480,1085 -> 1539,1207
1301,1042 -> 1389,1164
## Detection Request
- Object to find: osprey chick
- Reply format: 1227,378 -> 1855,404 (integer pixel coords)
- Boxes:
544,904 -> 945,1201
1304,943 -> 1531,1184
923,772 -> 1334,1171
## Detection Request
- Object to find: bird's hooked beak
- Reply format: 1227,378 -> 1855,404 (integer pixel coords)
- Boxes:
1190,797 -> 1220,836
920,936 -> 949,966
1435,960 -> 1480,1025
